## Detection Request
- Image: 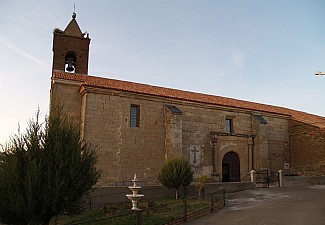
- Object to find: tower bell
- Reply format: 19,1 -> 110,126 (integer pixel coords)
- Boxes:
52,13 -> 90,74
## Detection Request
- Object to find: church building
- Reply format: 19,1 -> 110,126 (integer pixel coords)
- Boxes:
50,14 -> 325,186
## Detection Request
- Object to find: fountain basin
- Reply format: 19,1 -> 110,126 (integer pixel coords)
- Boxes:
126,173 -> 144,210
126,194 -> 144,210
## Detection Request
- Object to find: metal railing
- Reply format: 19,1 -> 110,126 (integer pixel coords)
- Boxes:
70,189 -> 225,225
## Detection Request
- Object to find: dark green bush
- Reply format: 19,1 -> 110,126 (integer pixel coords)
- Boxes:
158,158 -> 193,199
0,104 -> 100,225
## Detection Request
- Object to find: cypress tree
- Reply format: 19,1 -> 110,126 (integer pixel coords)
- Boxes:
0,105 -> 100,225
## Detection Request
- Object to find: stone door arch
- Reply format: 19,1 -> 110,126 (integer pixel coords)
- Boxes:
222,151 -> 240,182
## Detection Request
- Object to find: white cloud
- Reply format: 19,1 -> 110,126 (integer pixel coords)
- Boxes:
230,50 -> 245,68
0,35 -> 48,70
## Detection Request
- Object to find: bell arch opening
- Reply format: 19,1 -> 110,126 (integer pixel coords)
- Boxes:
65,51 -> 76,73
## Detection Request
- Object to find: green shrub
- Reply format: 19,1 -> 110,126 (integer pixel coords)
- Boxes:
0,104 -> 100,225
195,175 -> 208,202
158,158 -> 193,199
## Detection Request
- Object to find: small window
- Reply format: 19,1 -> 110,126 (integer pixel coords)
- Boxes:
255,115 -> 267,125
165,105 -> 182,114
225,119 -> 233,133
130,105 -> 140,127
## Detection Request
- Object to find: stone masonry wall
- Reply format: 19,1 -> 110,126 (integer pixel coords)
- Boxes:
251,115 -> 289,178
52,81 -> 292,185
252,115 -> 269,170
181,107 -> 253,182
52,34 -> 90,74
266,117 -> 290,175
80,88 -> 166,186
50,80 -> 82,126
164,107 -> 183,159
290,120 -> 325,176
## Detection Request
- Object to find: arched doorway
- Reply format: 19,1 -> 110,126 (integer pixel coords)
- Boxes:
222,151 -> 240,182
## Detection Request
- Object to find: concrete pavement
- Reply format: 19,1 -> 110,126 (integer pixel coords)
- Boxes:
187,185 -> 325,225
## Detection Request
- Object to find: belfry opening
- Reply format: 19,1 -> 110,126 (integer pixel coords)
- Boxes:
65,51 -> 76,73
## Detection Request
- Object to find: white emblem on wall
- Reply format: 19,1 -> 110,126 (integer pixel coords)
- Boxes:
190,145 -> 201,167
284,163 -> 290,169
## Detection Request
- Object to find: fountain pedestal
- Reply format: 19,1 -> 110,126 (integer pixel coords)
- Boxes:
126,174 -> 144,210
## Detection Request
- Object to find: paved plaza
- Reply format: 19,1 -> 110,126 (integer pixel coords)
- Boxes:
187,185 -> 325,225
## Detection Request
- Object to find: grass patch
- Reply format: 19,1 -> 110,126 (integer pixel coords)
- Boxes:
51,197 -> 219,225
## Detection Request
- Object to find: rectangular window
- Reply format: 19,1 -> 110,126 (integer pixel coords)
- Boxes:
130,105 -> 140,127
225,119 -> 233,133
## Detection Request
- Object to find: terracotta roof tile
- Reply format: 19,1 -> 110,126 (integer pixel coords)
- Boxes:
52,70 -> 325,128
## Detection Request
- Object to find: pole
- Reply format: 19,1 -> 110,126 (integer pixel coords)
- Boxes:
210,193 -> 214,212
136,210 -> 142,225
223,189 -> 226,207
183,198 -> 188,222
278,169 -> 283,187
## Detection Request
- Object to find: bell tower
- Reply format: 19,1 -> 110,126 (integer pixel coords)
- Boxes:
52,13 -> 90,74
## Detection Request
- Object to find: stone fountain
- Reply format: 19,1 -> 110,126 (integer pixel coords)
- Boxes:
126,174 -> 144,210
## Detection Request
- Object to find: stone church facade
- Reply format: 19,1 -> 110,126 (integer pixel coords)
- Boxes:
50,15 -> 325,186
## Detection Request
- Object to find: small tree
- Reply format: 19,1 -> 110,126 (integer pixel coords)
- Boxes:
158,158 -> 193,200
195,175 -> 208,203
0,105 -> 100,225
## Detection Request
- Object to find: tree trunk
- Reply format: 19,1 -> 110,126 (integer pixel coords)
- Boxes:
42,217 -> 51,225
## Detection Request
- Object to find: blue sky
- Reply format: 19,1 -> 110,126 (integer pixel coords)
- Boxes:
1,0 -> 325,144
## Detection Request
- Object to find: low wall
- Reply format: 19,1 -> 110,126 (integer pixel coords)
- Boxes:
308,176 -> 325,185
283,176 -> 325,187
88,185 -> 176,208
88,182 -> 255,208
214,182 -> 255,193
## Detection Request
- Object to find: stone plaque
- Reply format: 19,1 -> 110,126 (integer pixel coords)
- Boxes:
190,145 -> 201,167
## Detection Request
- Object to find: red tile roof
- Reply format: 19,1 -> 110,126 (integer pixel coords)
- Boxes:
52,70 -> 325,128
